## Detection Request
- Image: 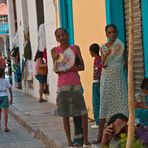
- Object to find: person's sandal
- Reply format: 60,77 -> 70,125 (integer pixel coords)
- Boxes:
83,143 -> 92,148
5,128 -> 10,132
39,99 -> 47,102
91,138 -> 101,144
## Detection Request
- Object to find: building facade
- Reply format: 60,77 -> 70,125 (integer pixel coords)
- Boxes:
6,0 -> 148,118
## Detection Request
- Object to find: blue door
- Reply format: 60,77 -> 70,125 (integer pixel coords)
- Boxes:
58,0 -> 74,44
105,0 -> 125,44
142,0 -> 148,78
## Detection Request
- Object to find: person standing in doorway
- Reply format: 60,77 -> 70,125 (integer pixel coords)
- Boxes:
93,24 -> 128,144
89,43 -> 102,129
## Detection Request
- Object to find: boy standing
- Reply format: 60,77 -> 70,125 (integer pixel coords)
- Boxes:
89,43 -> 102,128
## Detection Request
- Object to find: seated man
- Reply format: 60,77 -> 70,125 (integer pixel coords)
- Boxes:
102,113 -> 148,148
135,78 -> 148,125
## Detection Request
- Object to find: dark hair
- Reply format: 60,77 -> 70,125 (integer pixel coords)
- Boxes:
107,113 -> 128,126
105,24 -> 118,34
55,27 -> 68,35
89,43 -> 100,55
0,68 -> 4,77
141,78 -> 148,90
34,50 -> 43,62
10,47 -> 19,58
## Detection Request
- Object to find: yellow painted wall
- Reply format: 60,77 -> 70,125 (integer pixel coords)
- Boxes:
72,0 -> 106,119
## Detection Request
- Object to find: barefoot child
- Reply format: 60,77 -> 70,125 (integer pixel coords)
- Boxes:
0,68 -> 13,132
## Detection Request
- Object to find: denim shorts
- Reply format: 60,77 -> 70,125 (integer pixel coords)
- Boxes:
35,74 -> 47,84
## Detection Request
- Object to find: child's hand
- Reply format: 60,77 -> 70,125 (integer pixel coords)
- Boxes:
10,99 -> 13,105
53,53 -> 59,61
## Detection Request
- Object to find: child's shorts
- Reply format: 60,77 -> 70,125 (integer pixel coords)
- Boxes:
35,74 -> 47,84
0,96 -> 9,108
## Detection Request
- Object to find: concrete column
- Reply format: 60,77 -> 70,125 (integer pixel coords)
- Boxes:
27,0 -> 39,98
7,0 -> 16,87
43,0 -> 58,103
6,0 -> 16,50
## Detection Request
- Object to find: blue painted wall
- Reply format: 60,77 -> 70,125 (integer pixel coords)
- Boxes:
0,23 -> 9,34
105,0 -> 125,44
58,0 -> 74,44
142,0 -> 148,78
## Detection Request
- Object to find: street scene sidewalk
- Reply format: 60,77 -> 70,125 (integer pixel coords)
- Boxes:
8,91 -> 97,148
0,115 -> 46,148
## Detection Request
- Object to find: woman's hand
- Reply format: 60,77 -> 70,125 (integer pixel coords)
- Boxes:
105,48 -> 111,56
51,48 -> 59,62
102,124 -> 114,145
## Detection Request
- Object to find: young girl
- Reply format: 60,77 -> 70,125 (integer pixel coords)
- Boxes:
93,24 -> 128,144
51,28 -> 90,147
89,43 -> 102,129
0,68 -> 13,132
34,50 -> 47,102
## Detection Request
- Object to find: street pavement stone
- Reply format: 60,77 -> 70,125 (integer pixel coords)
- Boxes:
8,91 -> 98,148
0,115 -> 46,148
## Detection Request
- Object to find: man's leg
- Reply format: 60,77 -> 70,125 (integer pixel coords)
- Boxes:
98,118 -> 106,142
92,82 -> 100,126
73,116 -> 83,146
92,118 -> 106,144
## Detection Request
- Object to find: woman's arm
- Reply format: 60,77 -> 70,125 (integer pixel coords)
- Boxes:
101,46 -> 111,66
71,45 -> 84,72
9,87 -> 13,105
51,48 -> 61,74
135,101 -> 148,109
114,40 -> 124,60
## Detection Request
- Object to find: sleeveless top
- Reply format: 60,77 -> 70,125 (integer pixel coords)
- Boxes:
55,45 -> 81,87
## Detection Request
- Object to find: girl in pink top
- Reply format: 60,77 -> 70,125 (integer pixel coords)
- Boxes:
51,28 -> 90,147
34,51 -> 47,102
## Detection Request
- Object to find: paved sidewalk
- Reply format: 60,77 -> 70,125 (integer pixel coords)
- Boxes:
8,91 -> 98,148
0,115 -> 46,148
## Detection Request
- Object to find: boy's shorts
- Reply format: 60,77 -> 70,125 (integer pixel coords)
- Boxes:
0,96 -> 9,108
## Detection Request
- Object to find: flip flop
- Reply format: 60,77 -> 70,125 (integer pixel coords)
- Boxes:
39,99 -> 47,102
91,138 -> 101,144
83,144 -> 92,148
5,128 -> 10,132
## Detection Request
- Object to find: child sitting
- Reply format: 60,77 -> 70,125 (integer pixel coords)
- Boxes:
135,78 -> 148,125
